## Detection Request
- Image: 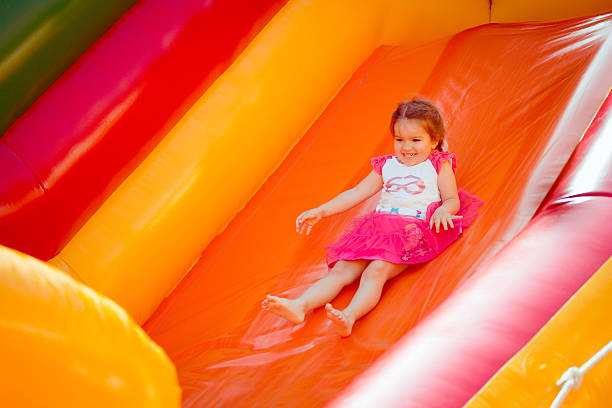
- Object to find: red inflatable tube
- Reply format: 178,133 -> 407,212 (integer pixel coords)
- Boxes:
0,0 -> 286,260
538,90 -> 612,209
327,84 -> 612,408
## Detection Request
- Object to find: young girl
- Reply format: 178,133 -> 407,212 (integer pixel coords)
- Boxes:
262,99 -> 482,336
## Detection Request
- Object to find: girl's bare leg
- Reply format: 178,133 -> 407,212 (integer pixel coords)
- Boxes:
326,260 -> 405,336
262,260 -> 368,323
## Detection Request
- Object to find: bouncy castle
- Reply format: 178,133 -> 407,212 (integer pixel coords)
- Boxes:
1,0 -> 612,406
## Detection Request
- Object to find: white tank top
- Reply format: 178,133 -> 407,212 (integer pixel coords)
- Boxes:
375,156 -> 440,220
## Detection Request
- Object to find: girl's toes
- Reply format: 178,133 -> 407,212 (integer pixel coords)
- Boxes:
261,298 -> 272,310
325,304 -> 343,321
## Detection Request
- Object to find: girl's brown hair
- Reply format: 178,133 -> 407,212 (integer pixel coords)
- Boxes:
390,99 -> 446,151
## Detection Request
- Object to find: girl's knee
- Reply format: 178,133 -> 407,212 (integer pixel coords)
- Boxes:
361,264 -> 390,282
361,261 -> 404,282
329,261 -> 362,285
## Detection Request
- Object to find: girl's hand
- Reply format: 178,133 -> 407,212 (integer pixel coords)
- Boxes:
296,208 -> 324,235
430,207 -> 462,233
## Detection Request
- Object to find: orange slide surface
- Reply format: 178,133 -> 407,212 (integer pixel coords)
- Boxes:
143,14 -> 611,407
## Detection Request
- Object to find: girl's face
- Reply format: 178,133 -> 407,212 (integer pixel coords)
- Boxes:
393,118 -> 437,166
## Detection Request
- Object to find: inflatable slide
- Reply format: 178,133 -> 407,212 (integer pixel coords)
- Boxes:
1,1 -> 611,407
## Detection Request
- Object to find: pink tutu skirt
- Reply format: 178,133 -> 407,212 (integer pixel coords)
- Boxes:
326,189 -> 483,267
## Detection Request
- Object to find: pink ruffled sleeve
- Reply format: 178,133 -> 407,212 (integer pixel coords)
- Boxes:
370,155 -> 393,175
429,151 -> 457,174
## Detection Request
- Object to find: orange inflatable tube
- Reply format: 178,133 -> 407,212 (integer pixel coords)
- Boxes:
0,245 -> 180,407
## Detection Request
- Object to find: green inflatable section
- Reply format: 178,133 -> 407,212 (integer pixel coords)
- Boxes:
0,0 -> 137,135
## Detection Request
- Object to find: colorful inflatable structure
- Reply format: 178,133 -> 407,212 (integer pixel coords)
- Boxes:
1,1 -> 611,407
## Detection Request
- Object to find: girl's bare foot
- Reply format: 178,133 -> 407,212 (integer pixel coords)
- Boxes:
261,295 -> 306,324
325,303 -> 354,337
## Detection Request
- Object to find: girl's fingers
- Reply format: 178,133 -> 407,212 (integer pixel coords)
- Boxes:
297,217 -> 320,235
430,213 -> 463,232
296,214 -> 304,230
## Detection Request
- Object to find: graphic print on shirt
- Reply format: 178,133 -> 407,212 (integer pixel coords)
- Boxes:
384,175 -> 426,195
374,156 -> 441,218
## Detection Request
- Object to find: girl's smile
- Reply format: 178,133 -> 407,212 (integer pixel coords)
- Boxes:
393,118 -> 438,166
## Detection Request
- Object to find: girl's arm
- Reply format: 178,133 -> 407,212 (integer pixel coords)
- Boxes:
430,161 -> 461,233
296,170 -> 383,234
